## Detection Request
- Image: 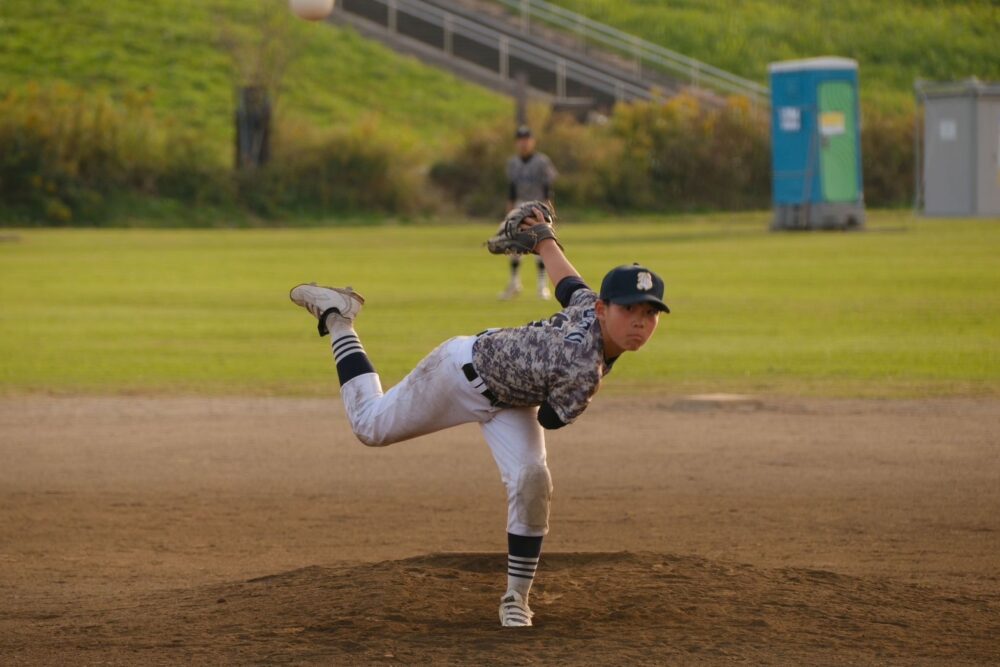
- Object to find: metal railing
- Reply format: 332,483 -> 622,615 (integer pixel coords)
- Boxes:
495,0 -> 770,106
339,0 -> 656,103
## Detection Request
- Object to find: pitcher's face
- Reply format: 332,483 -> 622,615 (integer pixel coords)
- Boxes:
597,300 -> 660,357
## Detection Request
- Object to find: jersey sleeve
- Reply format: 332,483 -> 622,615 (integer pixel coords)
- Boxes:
537,401 -> 568,429
541,153 -> 558,182
555,276 -> 592,308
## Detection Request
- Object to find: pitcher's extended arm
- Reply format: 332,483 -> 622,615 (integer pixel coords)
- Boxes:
536,238 -> 580,289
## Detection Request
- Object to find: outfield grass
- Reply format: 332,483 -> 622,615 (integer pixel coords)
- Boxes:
1,212 -> 997,398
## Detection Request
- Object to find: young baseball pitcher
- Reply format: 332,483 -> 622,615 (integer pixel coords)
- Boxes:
289,202 -> 669,627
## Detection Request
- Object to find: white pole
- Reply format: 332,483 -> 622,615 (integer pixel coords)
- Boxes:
500,36 -> 509,80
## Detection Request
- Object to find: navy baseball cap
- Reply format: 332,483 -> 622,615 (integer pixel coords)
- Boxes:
515,125 -> 533,138
599,264 -> 670,313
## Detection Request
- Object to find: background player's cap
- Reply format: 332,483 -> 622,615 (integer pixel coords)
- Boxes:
514,125 -> 533,139
599,264 -> 670,313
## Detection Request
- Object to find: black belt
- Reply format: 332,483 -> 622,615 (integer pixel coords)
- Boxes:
462,363 -> 503,407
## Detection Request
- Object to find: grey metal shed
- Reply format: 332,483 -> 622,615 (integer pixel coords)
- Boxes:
915,79 -> 1000,217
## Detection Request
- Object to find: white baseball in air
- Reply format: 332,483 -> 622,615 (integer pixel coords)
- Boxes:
290,0 -> 334,21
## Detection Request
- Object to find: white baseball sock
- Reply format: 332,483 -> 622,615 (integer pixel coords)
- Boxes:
507,533 -> 543,601
325,313 -> 354,340
326,314 -> 374,386
507,554 -> 540,599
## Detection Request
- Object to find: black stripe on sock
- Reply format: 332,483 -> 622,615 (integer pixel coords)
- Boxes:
507,555 -> 539,564
334,344 -> 364,363
507,563 -> 537,572
336,352 -> 375,386
332,335 -> 360,355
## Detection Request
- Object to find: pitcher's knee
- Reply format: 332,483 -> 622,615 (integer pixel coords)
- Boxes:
354,431 -> 381,447
512,463 -> 553,533
351,422 -> 395,447
352,427 -> 392,447
345,407 -> 394,447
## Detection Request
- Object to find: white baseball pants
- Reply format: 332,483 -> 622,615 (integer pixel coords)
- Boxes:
339,336 -> 551,537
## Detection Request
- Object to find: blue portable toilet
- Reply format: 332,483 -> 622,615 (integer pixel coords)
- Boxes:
768,57 -> 865,230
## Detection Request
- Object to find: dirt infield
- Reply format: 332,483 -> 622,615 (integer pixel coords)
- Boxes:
1,395 -> 998,664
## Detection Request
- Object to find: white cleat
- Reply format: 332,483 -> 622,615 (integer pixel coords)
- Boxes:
289,282 -> 365,336
537,284 -> 552,300
499,590 -> 534,628
499,280 -> 523,301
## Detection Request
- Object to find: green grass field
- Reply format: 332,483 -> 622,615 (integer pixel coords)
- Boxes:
1,212 -> 997,398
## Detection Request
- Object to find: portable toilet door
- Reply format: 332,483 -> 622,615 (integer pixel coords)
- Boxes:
818,80 -> 860,203
769,57 -> 865,230
916,79 -> 1000,217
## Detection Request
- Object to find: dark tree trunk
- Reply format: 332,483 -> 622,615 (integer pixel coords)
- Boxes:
235,86 -> 271,170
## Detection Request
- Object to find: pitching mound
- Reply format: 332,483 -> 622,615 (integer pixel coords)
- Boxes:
11,551 -> 998,665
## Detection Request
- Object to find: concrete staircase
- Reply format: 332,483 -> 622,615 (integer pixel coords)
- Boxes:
329,0 -> 769,113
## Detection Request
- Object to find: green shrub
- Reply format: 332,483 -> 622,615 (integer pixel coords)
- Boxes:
861,107 -> 916,207
0,84 -> 430,224
237,117 -> 428,218
608,94 -> 771,211
0,83 -> 227,223
432,94 -> 771,214
434,94 -> 915,213
530,117 -> 630,211
428,118 -> 512,217
429,112 -> 638,215
0,82 -> 917,224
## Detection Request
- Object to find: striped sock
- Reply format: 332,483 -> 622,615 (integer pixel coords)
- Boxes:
507,533 -> 543,601
327,316 -> 375,386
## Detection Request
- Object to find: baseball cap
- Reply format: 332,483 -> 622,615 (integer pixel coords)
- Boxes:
599,263 -> 670,313
514,125 -> 533,139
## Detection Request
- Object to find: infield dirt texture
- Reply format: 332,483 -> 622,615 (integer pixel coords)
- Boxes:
1,395 -> 997,664
1,214 -> 998,664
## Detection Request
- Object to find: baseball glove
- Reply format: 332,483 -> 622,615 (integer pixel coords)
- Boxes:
485,201 -> 562,255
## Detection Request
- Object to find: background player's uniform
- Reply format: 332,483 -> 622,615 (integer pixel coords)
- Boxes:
507,152 -> 557,205
503,152 -> 558,299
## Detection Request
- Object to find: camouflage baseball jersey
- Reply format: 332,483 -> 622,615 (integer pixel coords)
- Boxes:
507,152 -> 557,203
471,278 -> 615,425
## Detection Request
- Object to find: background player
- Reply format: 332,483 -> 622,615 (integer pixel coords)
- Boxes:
289,204 -> 669,627
502,126 -> 558,300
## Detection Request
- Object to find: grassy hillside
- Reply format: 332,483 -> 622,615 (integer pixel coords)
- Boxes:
2,212 -> 998,398
0,0 -> 509,154
3,0 -> 991,145
528,0 -> 999,110
0,1 -> 978,222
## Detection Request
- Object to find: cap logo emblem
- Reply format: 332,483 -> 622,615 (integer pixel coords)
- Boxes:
636,271 -> 653,291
